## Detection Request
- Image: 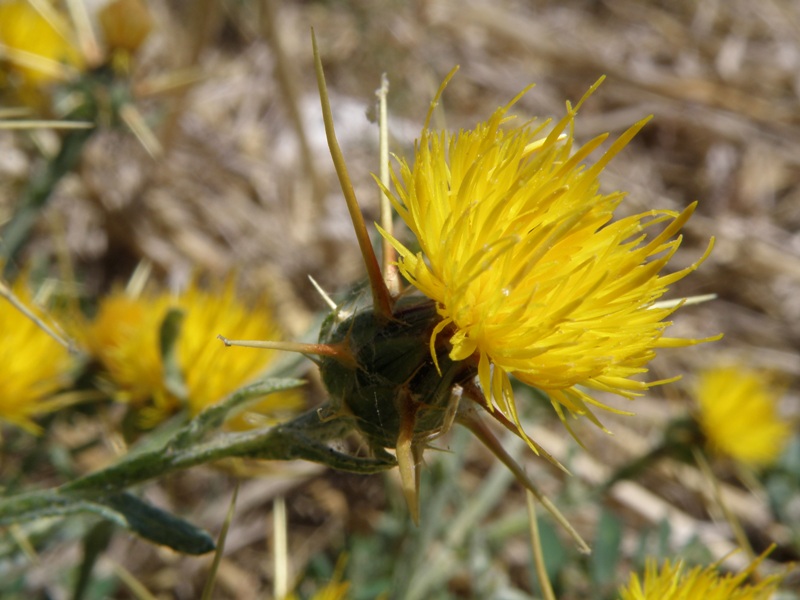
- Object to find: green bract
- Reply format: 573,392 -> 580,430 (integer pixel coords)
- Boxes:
319,293 -> 476,449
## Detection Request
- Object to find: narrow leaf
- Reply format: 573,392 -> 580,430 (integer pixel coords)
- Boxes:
589,509 -> 623,588
100,492 -> 215,555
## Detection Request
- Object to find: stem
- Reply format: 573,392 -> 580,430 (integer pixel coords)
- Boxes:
201,486 -> 239,600
527,492 -> 556,600
59,408 -> 393,496
2,127 -> 94,271
273,495 -> 289,600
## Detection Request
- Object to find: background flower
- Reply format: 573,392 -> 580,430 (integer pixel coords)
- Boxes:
0,0 -> 83,87
81,278 -> 304,428
0,276 -> 73,433
619,552 -> 783,600
694,366 -> 791,468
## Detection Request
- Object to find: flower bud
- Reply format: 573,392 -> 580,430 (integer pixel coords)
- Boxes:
98,0 -> 153,54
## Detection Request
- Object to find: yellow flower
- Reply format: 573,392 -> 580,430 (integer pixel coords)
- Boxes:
619,551 -> 783,600
81,291 -> 169,409
695,366 -> 790,467
0,0 -> 83,86
0,277 -> 73,433
81,278 -> 303,428
379,81 -> 716,445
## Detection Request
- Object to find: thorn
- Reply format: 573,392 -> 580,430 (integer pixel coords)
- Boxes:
0,279 -> 74,352
308,275 -> 338,312
375,72 -> 401,296
125,259 -> 152,297
311,29 -> 394,320
395,391 -> 420,525
462,381 -> 569,474
0,120 -> 94,130
650,293 -> 717,310
396,433 -> 420,526
217,335 -> 357,368
64,0 -> 103,66
458,406 -> 591,554
119,103 -> 163,158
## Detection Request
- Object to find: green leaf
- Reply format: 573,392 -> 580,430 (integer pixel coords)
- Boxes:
0,400 -> 393,557
100,492 -> 215,555
589,509 -> 623,588
159,308 -> 187,401
0,489 -> 214,555
537,516 -> 567,583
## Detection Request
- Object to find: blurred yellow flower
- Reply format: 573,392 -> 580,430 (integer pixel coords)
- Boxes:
0,277 -> 73,433
0,0 -> 83,86
81,278 -> 303,428
619,551 -> 783,600
380,82 -> 716,445
81,291 -> 168,409
695,366 -> 790,467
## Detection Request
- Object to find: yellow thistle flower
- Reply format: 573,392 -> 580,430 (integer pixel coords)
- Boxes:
81,291 -> 169,409
695,366 -> 790,467
0,277 -> 73,433
379,80 -> 717,445
0,0 -> 83,86
619,550 -> 783,600
81,278 -> 303,428
270,50 -> 719,528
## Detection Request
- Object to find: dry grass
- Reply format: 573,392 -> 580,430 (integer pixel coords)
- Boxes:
1,0 -> 800,598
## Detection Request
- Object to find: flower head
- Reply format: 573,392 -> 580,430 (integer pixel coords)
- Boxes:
81,278 -> 303,428
619,551 -> 783,600
0,0 -> 83,87
0,276 -> 74,433
379,80 -> 716,445
694,366 -> 790,467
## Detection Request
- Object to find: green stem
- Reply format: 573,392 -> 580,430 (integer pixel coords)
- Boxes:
62,408 -> 394,495
2,127 -> 94,271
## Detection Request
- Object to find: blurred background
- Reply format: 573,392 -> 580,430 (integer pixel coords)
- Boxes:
1,0 -> 799,598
